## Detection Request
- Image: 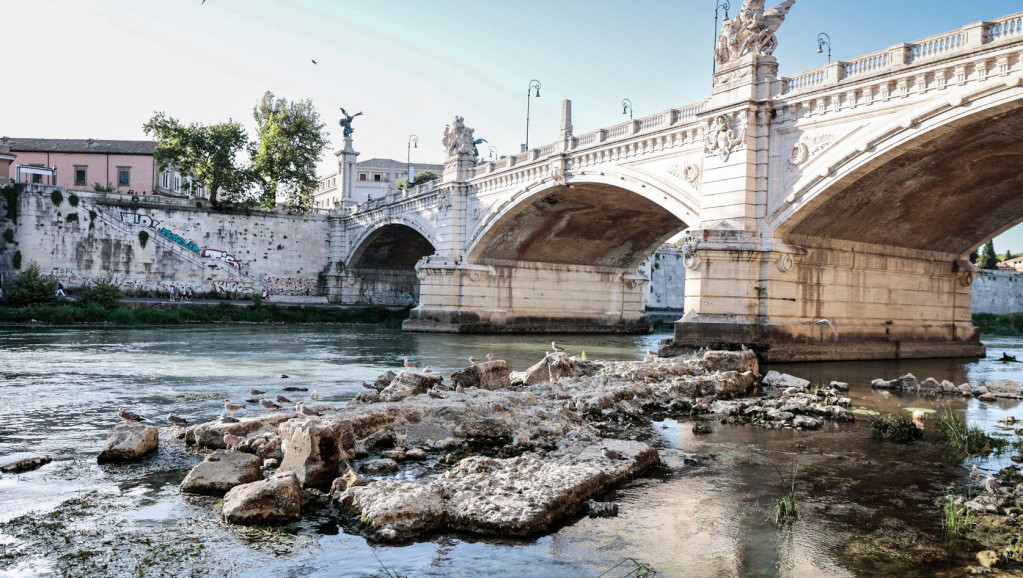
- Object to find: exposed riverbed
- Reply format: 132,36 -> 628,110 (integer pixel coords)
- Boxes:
1,326 -> 1022,576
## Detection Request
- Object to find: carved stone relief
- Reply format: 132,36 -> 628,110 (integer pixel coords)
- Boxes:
787,132 -> 836,172
704,114 -> 747,162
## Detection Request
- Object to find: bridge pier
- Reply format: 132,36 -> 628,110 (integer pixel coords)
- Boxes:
403,258 -> 651,333
671,232 -> 985,361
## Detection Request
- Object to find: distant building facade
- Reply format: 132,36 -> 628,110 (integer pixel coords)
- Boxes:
313,157 -> 443,208
3,137 -> 158,194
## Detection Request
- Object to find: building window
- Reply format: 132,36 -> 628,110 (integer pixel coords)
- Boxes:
161,171 -> 170,189
32,173 -> 42,184
359,173 -> 367,181
117,167 -> 130,187
373,173 -> 382,182
74,166 -> 87,186
173,175 -> 181,192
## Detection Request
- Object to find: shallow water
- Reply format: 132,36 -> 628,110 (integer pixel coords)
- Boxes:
1,326 -> 1021,577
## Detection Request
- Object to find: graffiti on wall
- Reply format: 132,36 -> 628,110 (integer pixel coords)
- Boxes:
264,276 -> 319,296
157,227 -> 201,254
120,212 -> 160,228
200,248 -> 241,270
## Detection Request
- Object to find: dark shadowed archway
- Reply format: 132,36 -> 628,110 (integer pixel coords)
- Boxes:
347,224 -> 435,306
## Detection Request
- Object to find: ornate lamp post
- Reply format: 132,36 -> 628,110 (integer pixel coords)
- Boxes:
488,145 -> 497,161
712,1 -> 730,74
406,134 -> 418,185
622,98 -> 633,120
525,79 -> 541,151
817,32 -> 832,63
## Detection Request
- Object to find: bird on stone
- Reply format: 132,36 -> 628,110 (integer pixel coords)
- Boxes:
310,390 -> 320,401
361,381 -> 375,390
223,433 -> 243,451
813,318 -> 838,336
219,413 -> 239,424
167,414 -> 188,426
602,447 -> 623,460
428,390 -> 443,399
423,366 -> 432,373
986,474 -> 1001,495
223,399 -> 244,417
118,407 -> 144,423
403,357 -> 417,368
250,388 -> 266,396
275,394 -> 291,404
645,349 -> 657,361
551,341 -> 565,352
971,464 -> 981,480
296,401 -> 320,417
469,357 -> 480,364
486,353 -> 494,360
260,399 -> 281,410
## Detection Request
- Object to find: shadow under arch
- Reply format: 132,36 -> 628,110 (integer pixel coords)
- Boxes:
347,223 -> 436,306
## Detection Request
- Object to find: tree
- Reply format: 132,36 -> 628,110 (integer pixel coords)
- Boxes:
979,240 -> 999,270
396,171 -> 440,191
143,112 -> 250,204
250,92 -> 329,210
4,263 -> 58,305
1004,249 -> 1014,262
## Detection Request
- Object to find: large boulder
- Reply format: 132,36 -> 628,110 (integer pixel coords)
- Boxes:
379,371 -> 442,402
762,370 -> 810,390
451,360 -> 511,390
1,456 -> 52,474
184,414 -> 294,449
222,471 -> 306,525
97,423 -> 158,463
521,352 -> 588,385
985,379 -> 1023,399
278,416 -> 356,487
180,450 -> 263,496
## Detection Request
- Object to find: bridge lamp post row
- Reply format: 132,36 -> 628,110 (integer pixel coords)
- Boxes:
525,79 -> 541,151
622,98 -> 633,120
407,134 -> 418,185
712,0 -> 730,74
817,32 -> 831,63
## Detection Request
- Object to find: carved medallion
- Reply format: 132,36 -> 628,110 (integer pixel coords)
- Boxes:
704,114 -> 747,162
667,162 -> 701,191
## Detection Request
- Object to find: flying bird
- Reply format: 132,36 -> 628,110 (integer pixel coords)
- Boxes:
813,319 -> 838,336
167,414 -> 188,426
311,59 -> 318,65
118,407 -> 144,423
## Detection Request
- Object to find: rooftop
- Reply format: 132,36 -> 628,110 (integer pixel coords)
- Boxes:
3,137 -> 156,155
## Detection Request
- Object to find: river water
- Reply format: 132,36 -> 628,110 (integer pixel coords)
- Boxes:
1,326 -> 1022,577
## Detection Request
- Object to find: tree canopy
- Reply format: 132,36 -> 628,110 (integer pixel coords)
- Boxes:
143,113 -> 250,204
979,240 -> 999,270
250,92 -> 329,210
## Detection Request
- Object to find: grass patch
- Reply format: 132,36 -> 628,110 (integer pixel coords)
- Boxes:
973,312 -> 1023,335
868,411 -> 924,443
941,490 -> 975,545
769,459 -> 800,527
596,557 -> 657,577
938,404 -> 1007,456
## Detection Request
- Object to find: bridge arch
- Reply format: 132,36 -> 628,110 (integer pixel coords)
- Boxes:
345,218 -> 438,307
466,169 -> 697,269
771,79 -> 1023,254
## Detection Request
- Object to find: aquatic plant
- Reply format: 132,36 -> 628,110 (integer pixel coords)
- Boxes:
596,557 -> 657,577
370,547 -> 407,578
941,490 -> 974,545
939,404 -> 1007,456
868,411 -> 924,443
769,459 -> 800,527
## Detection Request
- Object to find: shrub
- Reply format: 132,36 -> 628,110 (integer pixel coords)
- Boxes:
12,250 -> 21,269
80,281 -> 124,309
66,212 -> 79,223
2,228 -> 13,243
68,193 -> 80,207
50,189 -> 64,206
868,411 -> 924,443
93,182 -> 115,193
939,404 -> 1006,456
4,263 -> 57,305
138,230 -> 149,249
1,185 -> 16,220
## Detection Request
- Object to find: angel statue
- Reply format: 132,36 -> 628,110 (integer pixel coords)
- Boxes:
339,107 -> 363,138
472,138 -> 488,161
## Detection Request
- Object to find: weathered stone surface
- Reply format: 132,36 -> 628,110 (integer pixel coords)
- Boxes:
984,379 -> 1022,399
373,370 -> 398,391
278,416 -> 355,487
379,371 -> 442,402
830,381 -> 849,392
451,360 -> 511,390
336,439 -> 658,541
180,450 -> 263,496
97,423 -> 159,463
222,471 -> 305,525
762,370 -> 810,390
360,458 -> 399,474
521,352 -> 595,385
1,455 -> 52,474
185,414 -> 294,449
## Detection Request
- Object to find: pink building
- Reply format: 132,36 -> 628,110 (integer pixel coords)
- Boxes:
3,137 -> 157,194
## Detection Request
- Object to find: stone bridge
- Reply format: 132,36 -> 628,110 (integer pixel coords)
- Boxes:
325,6 -> 1023,362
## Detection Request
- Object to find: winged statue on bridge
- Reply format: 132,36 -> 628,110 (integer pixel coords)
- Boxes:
715,0 -> 796,65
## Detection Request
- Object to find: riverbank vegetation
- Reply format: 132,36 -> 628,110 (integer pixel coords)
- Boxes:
973,313 -> 1023,336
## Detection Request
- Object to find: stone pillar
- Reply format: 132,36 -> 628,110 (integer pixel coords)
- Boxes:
335,137 -> 359,202
560,99 -> 573,140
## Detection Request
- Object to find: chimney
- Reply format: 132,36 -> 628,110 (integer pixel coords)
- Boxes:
87,138 -> 95,150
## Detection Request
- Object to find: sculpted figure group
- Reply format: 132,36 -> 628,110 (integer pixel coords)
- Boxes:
715,0 -> 796,65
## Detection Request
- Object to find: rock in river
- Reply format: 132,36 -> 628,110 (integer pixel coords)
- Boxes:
97,423 -> 159,463
180,449 -> 263,496
223,471 -> 306,525
278,416 -> 355,487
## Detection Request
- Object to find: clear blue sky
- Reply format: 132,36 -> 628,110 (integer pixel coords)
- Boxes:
6,0 -> 1023,250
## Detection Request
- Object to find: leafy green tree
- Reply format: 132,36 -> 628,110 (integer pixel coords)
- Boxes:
396,170 -> 440,191
979,240 -> 999,270
1004,249 -> 1014,262
969,247 -> 980,264
4,263 -> 58,305
143,112 -> 250,204
250,92 -> 329,210
80,280 -> 124,309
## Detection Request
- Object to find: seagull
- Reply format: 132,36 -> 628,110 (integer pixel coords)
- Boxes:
602,447 -> 623,460
985,474 -> 1001,495
260,399 -> 281,410
223,399 -> 244,417
486,353 -> 494,360
250,388 -> 266,396
551,341 -> 565,352
311,59 -> 318,65
423,366 -> 432,373
223,433 -> 243,451
219,413 -> 239,424
644,349 -> 657,361
361,381 -> 376,390
118,407 -> 144,423
971,464 -> 981,480
167,414 -> 188,426
403,357 -> 417,368
468,357 -> 480,364
296,401 -> 320,417
310,390 -> 320,401
275,394 -> 291,404
813,319 -> 838,336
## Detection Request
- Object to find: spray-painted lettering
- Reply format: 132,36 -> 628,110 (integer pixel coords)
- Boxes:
157,227 -> 201,254
263,276 -> 319,296
120,212 -> 160,228
200,248 -> 241,270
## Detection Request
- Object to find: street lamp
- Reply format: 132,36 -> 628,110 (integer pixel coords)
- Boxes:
406,134 -> 418,185
712,1 -> 730,74
488,145 -> 497,161
525,79 -> 541,151
817,32 -> 831,63
622,98 -> 633,120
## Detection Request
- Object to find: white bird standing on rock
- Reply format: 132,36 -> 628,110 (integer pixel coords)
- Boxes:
971,464 -> 981,480
551,341 -> 565,352
296,401 -> 320,417
118,407 -> 144,423
403,357 -> 417,368
223,433 -> 243,451
223,399 -> 244,417
310,390 -> 320,401
468,357 -> 480,364
486,353 -> 494,360
986,474 -> 1001,495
